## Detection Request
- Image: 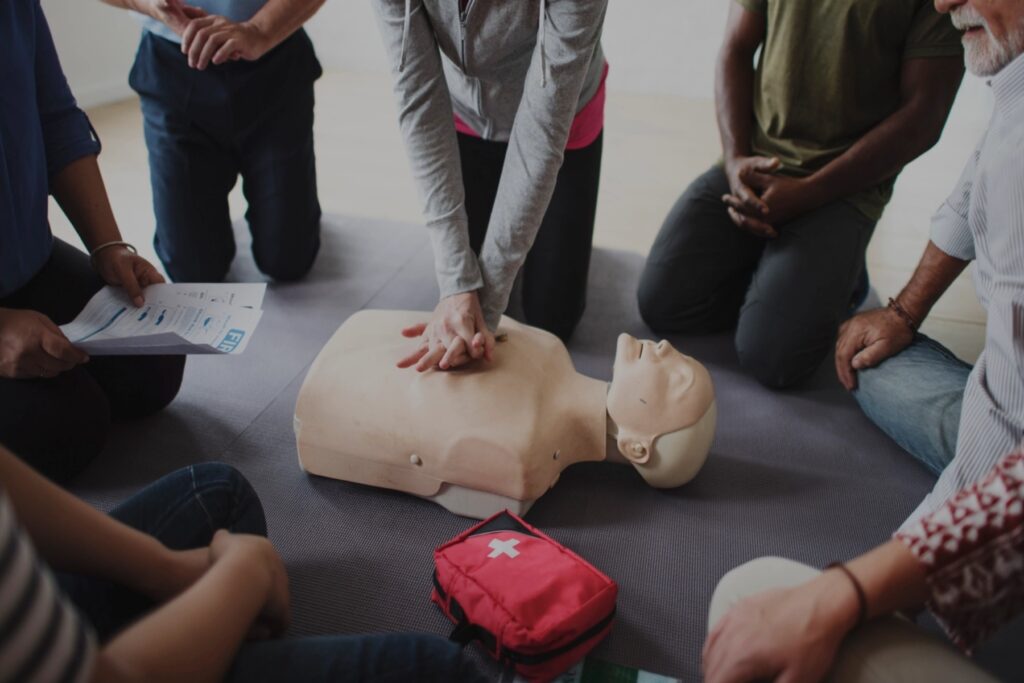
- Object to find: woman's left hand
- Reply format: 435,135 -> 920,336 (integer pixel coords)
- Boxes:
92,246 -> 165,307
702,571 -> 859,683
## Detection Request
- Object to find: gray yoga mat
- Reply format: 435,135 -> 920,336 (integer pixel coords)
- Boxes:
71,215 -> 1022,681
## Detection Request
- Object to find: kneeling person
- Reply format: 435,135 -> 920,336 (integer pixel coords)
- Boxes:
638,0 -> 963,389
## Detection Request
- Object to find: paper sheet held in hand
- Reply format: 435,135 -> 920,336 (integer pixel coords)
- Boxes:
60,284 -> 266,355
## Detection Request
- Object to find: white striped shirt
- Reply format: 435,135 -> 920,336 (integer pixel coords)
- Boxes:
0,493 -> 95,683
902,52 -> 1024,529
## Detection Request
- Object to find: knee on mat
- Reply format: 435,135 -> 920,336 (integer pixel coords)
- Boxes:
164,258 -> 232,285
12,387 -> 111,484
735,331 -> 823,390
637,269 -> 720,335
523,304 -> 584,343
708,557 -> 815,630
111,355 -> 186,419
254,241 -> 320,282
189,462 -> 267,536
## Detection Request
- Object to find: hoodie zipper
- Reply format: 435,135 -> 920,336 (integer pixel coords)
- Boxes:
459,0 -> 473,68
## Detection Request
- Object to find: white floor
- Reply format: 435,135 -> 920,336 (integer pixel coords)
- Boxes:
51,70 -> 987,362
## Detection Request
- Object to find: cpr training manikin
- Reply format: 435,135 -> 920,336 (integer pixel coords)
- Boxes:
294,310 -> 717,518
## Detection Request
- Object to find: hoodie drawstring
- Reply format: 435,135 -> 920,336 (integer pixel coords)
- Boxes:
539,0 -> 547,87
399,0 -> 412,72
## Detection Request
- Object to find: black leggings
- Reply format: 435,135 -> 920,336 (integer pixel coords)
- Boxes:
0,240 -> 185,482
458,131 -> 603,342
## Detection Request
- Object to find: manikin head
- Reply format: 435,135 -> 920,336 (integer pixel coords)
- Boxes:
606,334 -> 716,489
936,0 -> 1024,76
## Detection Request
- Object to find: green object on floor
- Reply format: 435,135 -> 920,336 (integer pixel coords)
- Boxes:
552,658 -> 681,683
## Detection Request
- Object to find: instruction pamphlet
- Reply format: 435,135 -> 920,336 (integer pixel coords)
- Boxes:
60,284 -> 266,356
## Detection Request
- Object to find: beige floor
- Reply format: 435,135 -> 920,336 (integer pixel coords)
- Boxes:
51,70 -> 986,362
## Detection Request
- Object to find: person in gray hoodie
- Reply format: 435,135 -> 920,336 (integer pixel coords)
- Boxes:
373,0 -> 609,371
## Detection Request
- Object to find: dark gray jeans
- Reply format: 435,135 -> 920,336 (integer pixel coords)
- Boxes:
638,166 -> 876,389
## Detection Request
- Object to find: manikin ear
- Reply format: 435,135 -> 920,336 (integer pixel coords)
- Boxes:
617,434 -> 652,465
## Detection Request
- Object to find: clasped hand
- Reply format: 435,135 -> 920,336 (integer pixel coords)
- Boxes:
146,0 -> 270,70
397,291 -> 496,372
722,155 -> 813,238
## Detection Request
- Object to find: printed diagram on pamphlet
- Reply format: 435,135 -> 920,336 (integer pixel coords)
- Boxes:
60,284 -> 267,356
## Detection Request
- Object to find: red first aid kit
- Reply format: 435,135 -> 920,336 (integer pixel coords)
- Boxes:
432,511 -> 618,682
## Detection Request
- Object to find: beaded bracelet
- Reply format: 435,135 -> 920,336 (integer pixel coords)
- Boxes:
89,240 -> 137,268
826,562 -> 868,627
887,297 -> 919,331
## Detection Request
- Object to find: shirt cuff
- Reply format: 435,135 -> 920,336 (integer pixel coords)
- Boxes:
930,202 -> 975,261
45,112 -> 102,181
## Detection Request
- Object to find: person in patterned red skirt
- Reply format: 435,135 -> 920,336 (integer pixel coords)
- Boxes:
703,450 -> 1022,683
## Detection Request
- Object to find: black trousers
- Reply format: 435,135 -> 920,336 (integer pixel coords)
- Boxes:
458,131 -> 603,342
0,241 -> 185,482
638,166 -> 876,389
129,30 -> 323,283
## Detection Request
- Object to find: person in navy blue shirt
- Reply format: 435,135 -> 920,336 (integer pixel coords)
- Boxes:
0,0 -> 185,483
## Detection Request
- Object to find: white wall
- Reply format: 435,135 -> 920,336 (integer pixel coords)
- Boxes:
46,0 -> 993,124
43,0 -> 139,108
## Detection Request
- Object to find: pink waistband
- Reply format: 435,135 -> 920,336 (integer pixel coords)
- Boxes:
454,62 -> 608,151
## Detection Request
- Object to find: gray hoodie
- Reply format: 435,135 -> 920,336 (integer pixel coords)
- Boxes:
373,0 -> 608,329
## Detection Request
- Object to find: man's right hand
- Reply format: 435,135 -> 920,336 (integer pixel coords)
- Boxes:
835,307 -> 915,391
722,155 -> 782,239
141,0 -> 207,35
0,308 -> 89,380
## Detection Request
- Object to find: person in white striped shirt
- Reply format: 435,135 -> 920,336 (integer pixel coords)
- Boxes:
835,0 -> 1024,529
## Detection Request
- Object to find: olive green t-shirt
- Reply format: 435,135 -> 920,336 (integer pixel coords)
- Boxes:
735,0 -> 963,220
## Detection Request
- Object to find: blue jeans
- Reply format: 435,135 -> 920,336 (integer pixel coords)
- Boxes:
59,464 -> 484,682
853,334 -> 973,475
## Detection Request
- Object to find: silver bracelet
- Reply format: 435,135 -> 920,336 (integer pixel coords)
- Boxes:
89,240 -> 137,267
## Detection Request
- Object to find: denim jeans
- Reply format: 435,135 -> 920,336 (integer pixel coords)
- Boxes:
852,334 -> 973,476
59,464 -> 485,682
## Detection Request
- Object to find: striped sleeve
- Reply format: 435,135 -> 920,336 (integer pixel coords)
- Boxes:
930,143 -> 979,261
0,494 -> 96,683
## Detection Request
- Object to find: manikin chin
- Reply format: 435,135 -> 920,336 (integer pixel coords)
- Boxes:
294,310 -> 717,518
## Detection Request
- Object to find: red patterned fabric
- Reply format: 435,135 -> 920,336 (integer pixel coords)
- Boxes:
895,451 -> 1024,651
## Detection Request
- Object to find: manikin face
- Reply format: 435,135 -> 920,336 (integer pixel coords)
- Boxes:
607,334 -> 714,465
936,0 -> 1024,76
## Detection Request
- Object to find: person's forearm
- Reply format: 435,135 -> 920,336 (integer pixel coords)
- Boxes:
93,549 -> 268,683
894,241 -> 969,324
802,58 -> 963,210
715,44 -> 757,163
845,540 -> 930,620
245,0 -> 325,52
51,155 -> 125,253
0,448 -> 173,594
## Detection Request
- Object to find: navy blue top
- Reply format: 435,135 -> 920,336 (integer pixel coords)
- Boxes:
0,0 -> 101,297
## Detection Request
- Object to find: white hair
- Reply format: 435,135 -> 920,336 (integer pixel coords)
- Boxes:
952,5 -> 1024,76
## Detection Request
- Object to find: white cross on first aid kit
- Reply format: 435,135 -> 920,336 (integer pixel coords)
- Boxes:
487,538 -> 520,559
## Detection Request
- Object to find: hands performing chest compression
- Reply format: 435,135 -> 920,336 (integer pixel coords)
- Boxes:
396,291 -> 496,372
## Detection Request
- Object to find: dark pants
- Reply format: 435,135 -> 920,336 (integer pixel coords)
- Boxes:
0,240 -> 185,483
459,131 -> 603,342
638,166 -> 876,389
129,30 -> 323,283
59,463 -> 486,683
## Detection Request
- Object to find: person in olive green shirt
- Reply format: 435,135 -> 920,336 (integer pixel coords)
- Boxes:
638,0 -> 964,389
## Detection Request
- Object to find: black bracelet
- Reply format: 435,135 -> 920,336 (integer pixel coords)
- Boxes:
887,297 -> 919,331
826,562 -> 868,627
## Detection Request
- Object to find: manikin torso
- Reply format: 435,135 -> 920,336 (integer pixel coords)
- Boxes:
295,310 -> 716,517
